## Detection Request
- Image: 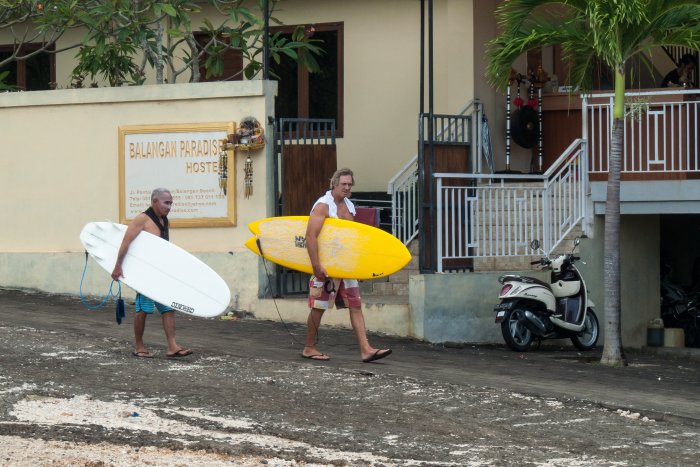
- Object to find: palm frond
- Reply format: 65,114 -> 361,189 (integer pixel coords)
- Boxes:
487,0 -> 700,93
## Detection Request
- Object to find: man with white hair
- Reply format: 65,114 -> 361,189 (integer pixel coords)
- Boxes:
112,188 -> 193,359
302,168 -> 392,363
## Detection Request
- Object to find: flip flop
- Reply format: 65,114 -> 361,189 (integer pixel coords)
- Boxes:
362,349 -> 392,363
132,351 -> 154,358
166,349 -> 193,358
301,353 -> 330,361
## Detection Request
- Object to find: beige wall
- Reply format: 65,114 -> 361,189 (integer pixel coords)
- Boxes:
0,82 -> 273,311
580,214 -> 660,348
1,1 -> 479,193
267,0 -> 476,191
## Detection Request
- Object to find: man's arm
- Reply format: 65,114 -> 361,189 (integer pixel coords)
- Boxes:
306,204 -> 329,280
111,214 -> 148,280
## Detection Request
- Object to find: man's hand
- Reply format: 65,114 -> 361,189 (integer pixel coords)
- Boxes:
110,213 -> 148,282
111,264 -> 123,281
312,264 -> 328,282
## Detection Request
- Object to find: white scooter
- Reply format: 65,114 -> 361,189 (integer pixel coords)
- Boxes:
494,238 -> 599,352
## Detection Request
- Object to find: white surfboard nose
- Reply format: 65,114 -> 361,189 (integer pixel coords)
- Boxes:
82,239 -> 97,249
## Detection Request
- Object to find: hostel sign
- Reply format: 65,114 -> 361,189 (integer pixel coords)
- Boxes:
118,122 -> 236,227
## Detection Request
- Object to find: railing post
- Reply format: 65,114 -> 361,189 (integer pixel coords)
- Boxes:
474,101 -> 482,174
436,175 -> 443,273
542,178 -> 551,254
581,94 -> 588,169
581,139 -> 589,232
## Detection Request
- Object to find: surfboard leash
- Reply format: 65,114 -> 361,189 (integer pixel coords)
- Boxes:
255,238 -> 321,348
79,251 -> 126,324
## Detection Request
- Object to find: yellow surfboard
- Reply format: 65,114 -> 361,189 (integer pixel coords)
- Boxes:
244,216 -> 411,280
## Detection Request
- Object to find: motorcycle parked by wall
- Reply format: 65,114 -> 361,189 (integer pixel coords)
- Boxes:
493,238 -> 599,352
660,266 -> 700,347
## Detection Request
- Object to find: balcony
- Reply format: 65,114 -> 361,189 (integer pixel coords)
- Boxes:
389,89 -> 700,273
542,88 -> 700,215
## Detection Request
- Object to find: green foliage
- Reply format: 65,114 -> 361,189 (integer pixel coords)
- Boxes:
486,0 -> 700,98
0,0 -> 323,87
72,41 -> 144,87
0,70 -> 20,91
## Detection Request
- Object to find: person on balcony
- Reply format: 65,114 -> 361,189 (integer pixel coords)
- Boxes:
661,53 -> 697,88
301,168 -> 392,363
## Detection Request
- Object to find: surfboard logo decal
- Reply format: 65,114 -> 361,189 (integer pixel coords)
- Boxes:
171,302 -> 195,314
294,235 -> 307,249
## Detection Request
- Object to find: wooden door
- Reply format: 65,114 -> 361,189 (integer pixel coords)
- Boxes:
421,142 -> 473,271
281,144 -> 337,215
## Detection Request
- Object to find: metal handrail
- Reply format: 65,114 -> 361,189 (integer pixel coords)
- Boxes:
434,139 -> 587,271
388,99 -> 484,245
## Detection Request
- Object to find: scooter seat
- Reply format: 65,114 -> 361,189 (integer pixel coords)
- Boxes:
501,274 -> 552,290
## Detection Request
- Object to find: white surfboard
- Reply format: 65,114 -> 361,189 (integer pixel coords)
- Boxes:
79,222 -> 230,318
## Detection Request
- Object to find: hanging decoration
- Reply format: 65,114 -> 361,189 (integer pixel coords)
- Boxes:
236,117 -> 264,199
218,134 -> 234,196
235,116 -> 265,148
217,117 -> 265,199
244,155 -> 253,198
510,73 -> 538,150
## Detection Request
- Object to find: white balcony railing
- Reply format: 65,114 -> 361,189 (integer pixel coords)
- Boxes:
434,139 -> 587,272
585,89 -> 700,175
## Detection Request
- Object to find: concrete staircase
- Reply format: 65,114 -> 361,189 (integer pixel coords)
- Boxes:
361,225 -> 584,303
473,225 -> 584,272
360,239 -> 419,300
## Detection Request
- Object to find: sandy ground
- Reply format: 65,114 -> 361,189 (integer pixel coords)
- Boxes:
0,288 -> 699,466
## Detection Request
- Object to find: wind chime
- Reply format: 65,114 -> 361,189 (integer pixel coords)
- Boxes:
244,154 -> 253,198
218,135 -> 232,195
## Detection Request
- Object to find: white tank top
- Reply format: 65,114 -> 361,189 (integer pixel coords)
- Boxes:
311,190 -> 356,219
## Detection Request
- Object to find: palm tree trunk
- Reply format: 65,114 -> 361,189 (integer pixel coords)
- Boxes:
601,69 -> 627,366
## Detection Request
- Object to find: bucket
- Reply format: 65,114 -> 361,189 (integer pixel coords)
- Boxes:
663,328 -> 685,348
646,318 -> 664,347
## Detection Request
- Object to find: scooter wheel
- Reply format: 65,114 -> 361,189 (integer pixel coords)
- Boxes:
501,308 -> 534,352
571,308 -> 599,351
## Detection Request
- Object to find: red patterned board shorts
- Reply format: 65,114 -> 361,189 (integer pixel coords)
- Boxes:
308,276 -> 362,310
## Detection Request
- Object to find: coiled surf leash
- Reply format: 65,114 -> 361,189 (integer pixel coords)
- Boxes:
79,251 -> 126,324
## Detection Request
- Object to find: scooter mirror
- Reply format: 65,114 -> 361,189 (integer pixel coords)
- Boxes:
530,239 -> 540,251
574,236 -> 580,246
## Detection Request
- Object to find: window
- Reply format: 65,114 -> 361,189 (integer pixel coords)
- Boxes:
271,22 -> 344,136
0,44 -> 55,91
193,32 -> 243,82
